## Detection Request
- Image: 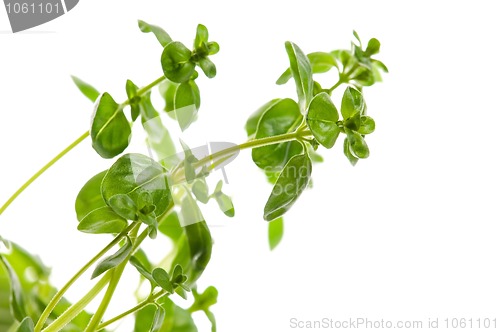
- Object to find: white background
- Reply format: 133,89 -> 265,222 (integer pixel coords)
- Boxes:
1,1 -> 500,331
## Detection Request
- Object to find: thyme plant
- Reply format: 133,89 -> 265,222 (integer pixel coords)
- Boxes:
0,20 -> 387,332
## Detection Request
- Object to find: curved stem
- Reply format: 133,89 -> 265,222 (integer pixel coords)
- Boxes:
96,290 -> 167,331
0,131 -> 89,216
34,222 -> 138,332
41,272 -> 112,332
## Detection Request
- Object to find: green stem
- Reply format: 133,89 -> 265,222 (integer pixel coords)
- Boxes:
0,76 -> 167,217
34,222 -> 138,332
327,79 -> 345,94
173,130 -> 312,183
41,272 -> 112,332
97,290 -> 167,331
84,221 -> 149,331
0,131 -> 89,216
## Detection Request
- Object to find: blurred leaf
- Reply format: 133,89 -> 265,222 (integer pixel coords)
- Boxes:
129,256 -> 156,286
71,76 -> 100,102
245,99 -> 280,138
126,79 -> 141,121
345,128 -> 370,159
16,317 -> 34,332
284,41 -> 313,111
101,153 -> 172,217
365,38 -> 381,56
135,297 -> 197,332
91,92 -> 131,158
268,217 -> 284,250
138,20 -> 172,47
212,181 -> 234,217
75,170 -> 107,222
170,81 -> 200,131
343,137 -> 359,166
264,154 -> 312,221
0,255 -> 26,321
252,98 -> 303,171
194,24 -> 209,50
198,58 -> 216,78
77,207 -> 128,234
306,92 -> 341,149
92,237 -> 132,279
161,42 -> 195,83
150,305 -> 166,332
192,179 -> 209,204
358,115 -> 375,135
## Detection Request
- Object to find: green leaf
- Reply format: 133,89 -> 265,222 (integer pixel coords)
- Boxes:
264,154 -> 312,221
150,305 -> 166,332
245,99 -> 281,137
77,206 -> 128,234
358,115 -> 376,135
276,52 -> 336,85
190,286 -> 218,312
71,76 -> 100,102
343,137 -> 358,166
212,181 -> 234,217
139,92 -> 177,166
75,171 -> 107,222
194,24 -> 209,50
152,268 -> 174,294
268,217 -> 284,250
126,79 -> 141,121
161,42 -> 195,83
129,256 -> 156,286
16,317 -> 34,332
284,41 -> 313,111
108,194 -> 138,221
306,92 -> 341,149
365,38 -> 381,56
252,98 -> 303,170
341,87 -> 366,119
180,141 -> 198,183
0,255 -> 26,321
345,128 -> 370,159
135,297 -> 197,332
206,310 -> 216,332
198,58 -> 216,78
138,20 -> 172,47
171,81 -> 201,131
158,211 -> 184,241
353,30 -> 362,46
192,179 -> 209,204
92,237 -> 132,279
101,153 -> 172,218
207,42 -> 219,55
91,92 -> 131,159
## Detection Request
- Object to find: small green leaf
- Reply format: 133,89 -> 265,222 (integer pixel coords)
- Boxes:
207,42 -> 220,55
268,217 -> 284,250
161,42 -> 195,83
341,87 -> 366,119
75,171 -> 107,222
284,41 -> 313,111
190,286 -> 218,312
171,81 -> 201,131
71,76 -> 100,102
344,111 -> 361,131
245,99 -> 280,137
0,255 -> 26,321
138,20 -> 172,47
198,58 -> 216,78
126,79 -> 140,121
101,153 -> 172,218
16,317 -> 34,332
150,305 -> 166,332
358,115 -> 376,135
276,52 -> 336,85
91,92 -> 131,159
365,38 -> 381,56
212,181 -> 235,217
180,141 -> 198,183
353,30 -> 362,46
192,179 -> 209,204
252,98 -> 303,170
77,207 -> 128,234
345,128 -> 370,159
194,24 -> 209,50
175,287 -> 189,300
306,92 -> 341,149
92,237 -> 132,279
152,268 -> 173,294
129,255 -> 156,286
264,154 -> 312,221
108,194 -> 138,221
343,137 -> 359,166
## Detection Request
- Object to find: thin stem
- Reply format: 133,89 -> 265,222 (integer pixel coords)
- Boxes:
0,76 -> 167,217
0,131 -> 89,216
327,79 -> 345,94
84,223 -> 142,331
97,290 -> 168,331
34,222 -> 138,332
41,272 -> 112,332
